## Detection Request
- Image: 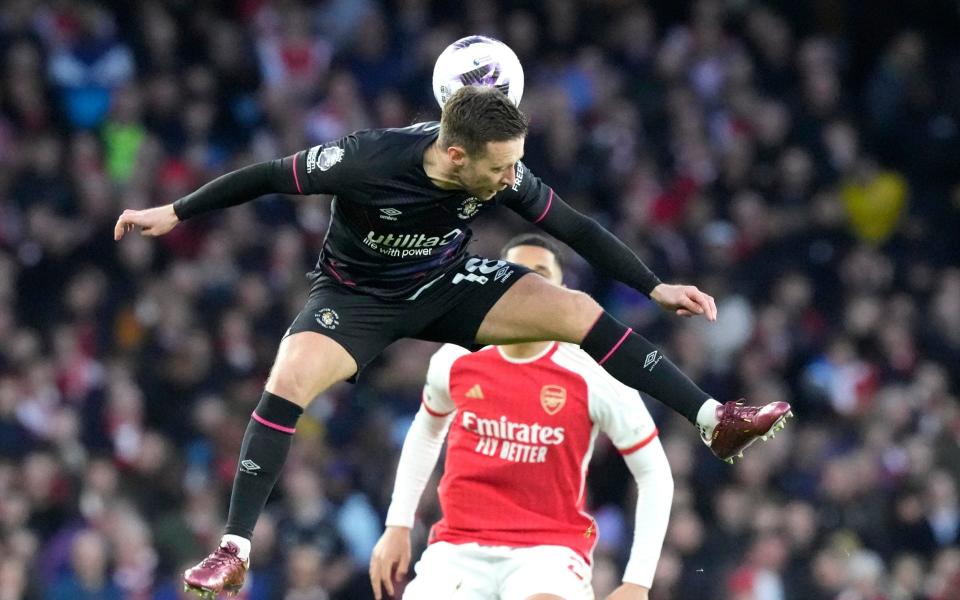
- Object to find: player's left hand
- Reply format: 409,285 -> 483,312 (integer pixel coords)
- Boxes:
649,283 -> 717,321
369,526 -> 412,600
605,582 -> 650,600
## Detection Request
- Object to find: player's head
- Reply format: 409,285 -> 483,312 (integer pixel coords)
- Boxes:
439,85 -> 528,200
500,233 -> 563,285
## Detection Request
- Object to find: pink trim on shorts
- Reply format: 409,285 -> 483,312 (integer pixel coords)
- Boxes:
252,411 -> 296,434
325,263 -> 356,286
598,327 -> 632,365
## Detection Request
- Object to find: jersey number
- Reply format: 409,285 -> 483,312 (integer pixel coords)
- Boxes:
452,258 -> 506,285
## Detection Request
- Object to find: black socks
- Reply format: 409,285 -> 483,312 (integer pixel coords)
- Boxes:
224,391 -> 304,539
581,312 -> 710,425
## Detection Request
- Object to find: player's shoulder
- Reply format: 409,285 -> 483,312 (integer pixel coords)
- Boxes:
354,122 -> 439,147
431,342 -> 471,360
386,121 -> 441,137
345,122 -> 439,168
428,343 -> 472,370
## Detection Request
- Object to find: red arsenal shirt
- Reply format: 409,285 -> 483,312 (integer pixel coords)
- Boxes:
421,343 -> 660,561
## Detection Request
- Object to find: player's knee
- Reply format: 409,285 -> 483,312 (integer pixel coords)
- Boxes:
267,333 -> 356,404
267,351 -> 326,405
561,291 -> 602,340
265,367 -> 314,407
567,290 -> 600,314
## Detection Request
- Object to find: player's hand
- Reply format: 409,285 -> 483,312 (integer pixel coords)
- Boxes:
650,283 -> 717,321
605,582 -> 650,600
113,204 -> 180,240
369,526 -> 412,600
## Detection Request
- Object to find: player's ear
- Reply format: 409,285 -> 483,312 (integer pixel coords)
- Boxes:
447,145 -> 468,165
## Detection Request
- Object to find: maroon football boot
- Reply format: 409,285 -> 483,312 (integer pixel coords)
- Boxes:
703,400 -> 793,463
183,542 -> 248,599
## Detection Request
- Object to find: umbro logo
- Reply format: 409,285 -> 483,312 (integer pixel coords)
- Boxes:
643,350 -> 663,371
379,208 -> 402,220
240,459 -> 261,473
465,384 -> 484,400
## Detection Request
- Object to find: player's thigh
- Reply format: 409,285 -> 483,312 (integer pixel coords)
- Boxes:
265,331 -> 357,406
403,543 -> 498,600
476,272 -> 602,346
271,274 -> 403,405
499,546 -> 594,600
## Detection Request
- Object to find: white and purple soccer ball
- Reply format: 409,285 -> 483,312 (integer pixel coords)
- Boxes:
432,35 -> 525,108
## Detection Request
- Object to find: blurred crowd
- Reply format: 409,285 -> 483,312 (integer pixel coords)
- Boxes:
0,0 -> 958,599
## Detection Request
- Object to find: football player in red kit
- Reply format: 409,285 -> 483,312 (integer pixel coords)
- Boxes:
370,235 -> 674,600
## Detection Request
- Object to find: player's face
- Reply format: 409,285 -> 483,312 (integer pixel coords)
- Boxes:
503,245 -> 562,285
459,137 -> 525,200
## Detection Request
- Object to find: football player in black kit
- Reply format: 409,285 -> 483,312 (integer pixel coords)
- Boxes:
114,86 -> 791,598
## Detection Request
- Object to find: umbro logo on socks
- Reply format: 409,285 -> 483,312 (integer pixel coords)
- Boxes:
240,459 -> 261,474
643,350 -> 663,371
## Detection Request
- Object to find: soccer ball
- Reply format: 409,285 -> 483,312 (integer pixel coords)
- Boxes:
432,35 -> 525,108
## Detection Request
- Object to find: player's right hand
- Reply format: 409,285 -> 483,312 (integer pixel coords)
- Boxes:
369,525 -> 412,600
113,204 -> 180,240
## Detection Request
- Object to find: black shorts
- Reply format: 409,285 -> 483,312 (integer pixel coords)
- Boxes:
286,256 -> 532,375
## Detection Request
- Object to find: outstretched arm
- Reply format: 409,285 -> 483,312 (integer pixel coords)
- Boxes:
534,195 -> 716,320
114,160 -> 290,240
115,137 -> 360,241
503,165 -> 716,319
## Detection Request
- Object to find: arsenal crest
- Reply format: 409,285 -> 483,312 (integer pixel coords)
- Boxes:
540,385 -> 566,415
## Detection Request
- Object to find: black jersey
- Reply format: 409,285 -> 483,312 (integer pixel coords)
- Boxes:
173,122 -> 661,300
281,122 -> 553,298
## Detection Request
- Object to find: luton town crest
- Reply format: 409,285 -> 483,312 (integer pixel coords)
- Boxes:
540,385 -> 567,415
457,197 -> 480,220
315,308 -> 340,329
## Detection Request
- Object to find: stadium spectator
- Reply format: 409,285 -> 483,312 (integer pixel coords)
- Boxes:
0,1 -> 957,598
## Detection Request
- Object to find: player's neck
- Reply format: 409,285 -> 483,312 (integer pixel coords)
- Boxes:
498,341 -> 554,360
423,140 -> 462,190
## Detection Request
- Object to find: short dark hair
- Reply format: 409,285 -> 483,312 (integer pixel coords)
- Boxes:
439,86 -> 528,156
500,233 -> 563,267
